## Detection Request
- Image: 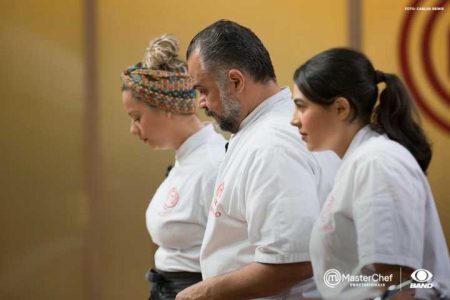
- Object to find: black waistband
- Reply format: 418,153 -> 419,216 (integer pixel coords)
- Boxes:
146,268 -> 202,283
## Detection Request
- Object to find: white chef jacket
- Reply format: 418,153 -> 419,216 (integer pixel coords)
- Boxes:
200,88 -> 340,299
146,123 -> 226,272
310,125 -> 450,299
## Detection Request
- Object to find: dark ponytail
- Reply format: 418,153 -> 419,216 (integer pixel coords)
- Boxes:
293,48 -> 432,172
373,73 -> 432,172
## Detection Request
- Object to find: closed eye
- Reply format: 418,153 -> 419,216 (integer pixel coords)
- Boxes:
129,114 -> 140,123
294,100 -> 306,111
193,84 -> 207,96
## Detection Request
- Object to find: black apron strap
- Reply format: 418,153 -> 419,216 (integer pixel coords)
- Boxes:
146,268 -> 202,300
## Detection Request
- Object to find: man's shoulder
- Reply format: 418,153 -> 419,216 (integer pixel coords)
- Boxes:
248,118 -> 303,149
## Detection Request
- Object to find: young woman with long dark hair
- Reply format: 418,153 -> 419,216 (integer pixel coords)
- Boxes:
291,48 -> 449,299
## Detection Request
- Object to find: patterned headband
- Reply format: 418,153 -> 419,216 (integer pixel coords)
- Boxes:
120,62 -> 196,114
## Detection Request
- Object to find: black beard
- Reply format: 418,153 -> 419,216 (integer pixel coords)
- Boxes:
204,108 -> 217,118
203,108 -> 239,133
218,117 -> 239,133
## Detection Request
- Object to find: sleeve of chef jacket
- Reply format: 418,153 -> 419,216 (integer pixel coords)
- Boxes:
352,155 -> 425,270
244,146 -> 321,264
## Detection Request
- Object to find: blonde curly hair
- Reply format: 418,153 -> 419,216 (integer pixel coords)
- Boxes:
143,34 -> 185,71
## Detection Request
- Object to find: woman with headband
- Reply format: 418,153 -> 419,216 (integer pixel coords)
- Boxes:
291,48 -> 449,299
120,34 -> 226,300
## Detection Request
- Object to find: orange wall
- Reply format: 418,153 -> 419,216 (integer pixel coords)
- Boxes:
1,1 -> 447,299
0,0 -> 85,299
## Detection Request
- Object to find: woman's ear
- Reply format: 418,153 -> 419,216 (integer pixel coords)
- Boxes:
227,69 -> 245,93
333,97 -> 352,121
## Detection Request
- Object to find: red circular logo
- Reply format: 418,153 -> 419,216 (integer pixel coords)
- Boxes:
164,187 -> 179,209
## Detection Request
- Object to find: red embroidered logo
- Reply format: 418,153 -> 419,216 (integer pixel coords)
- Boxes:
320,195 -> 335,232
210,182 -> 224,217
164,187 -> 179,209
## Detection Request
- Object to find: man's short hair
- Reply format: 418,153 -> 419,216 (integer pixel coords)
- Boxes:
187,19 -> 276,83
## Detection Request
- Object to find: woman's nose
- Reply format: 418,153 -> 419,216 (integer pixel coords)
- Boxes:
130,121 -> 139,136
291,113 -> 302,128
198,94 -> 207,109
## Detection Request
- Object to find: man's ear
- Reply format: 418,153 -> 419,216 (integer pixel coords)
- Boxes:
227,69 -> 245,93
333,97 -> 352,120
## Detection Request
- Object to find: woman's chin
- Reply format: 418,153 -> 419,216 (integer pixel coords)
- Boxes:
306,143 -> 324,152
148,143 -> 170,151
145,140 -> 158,149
